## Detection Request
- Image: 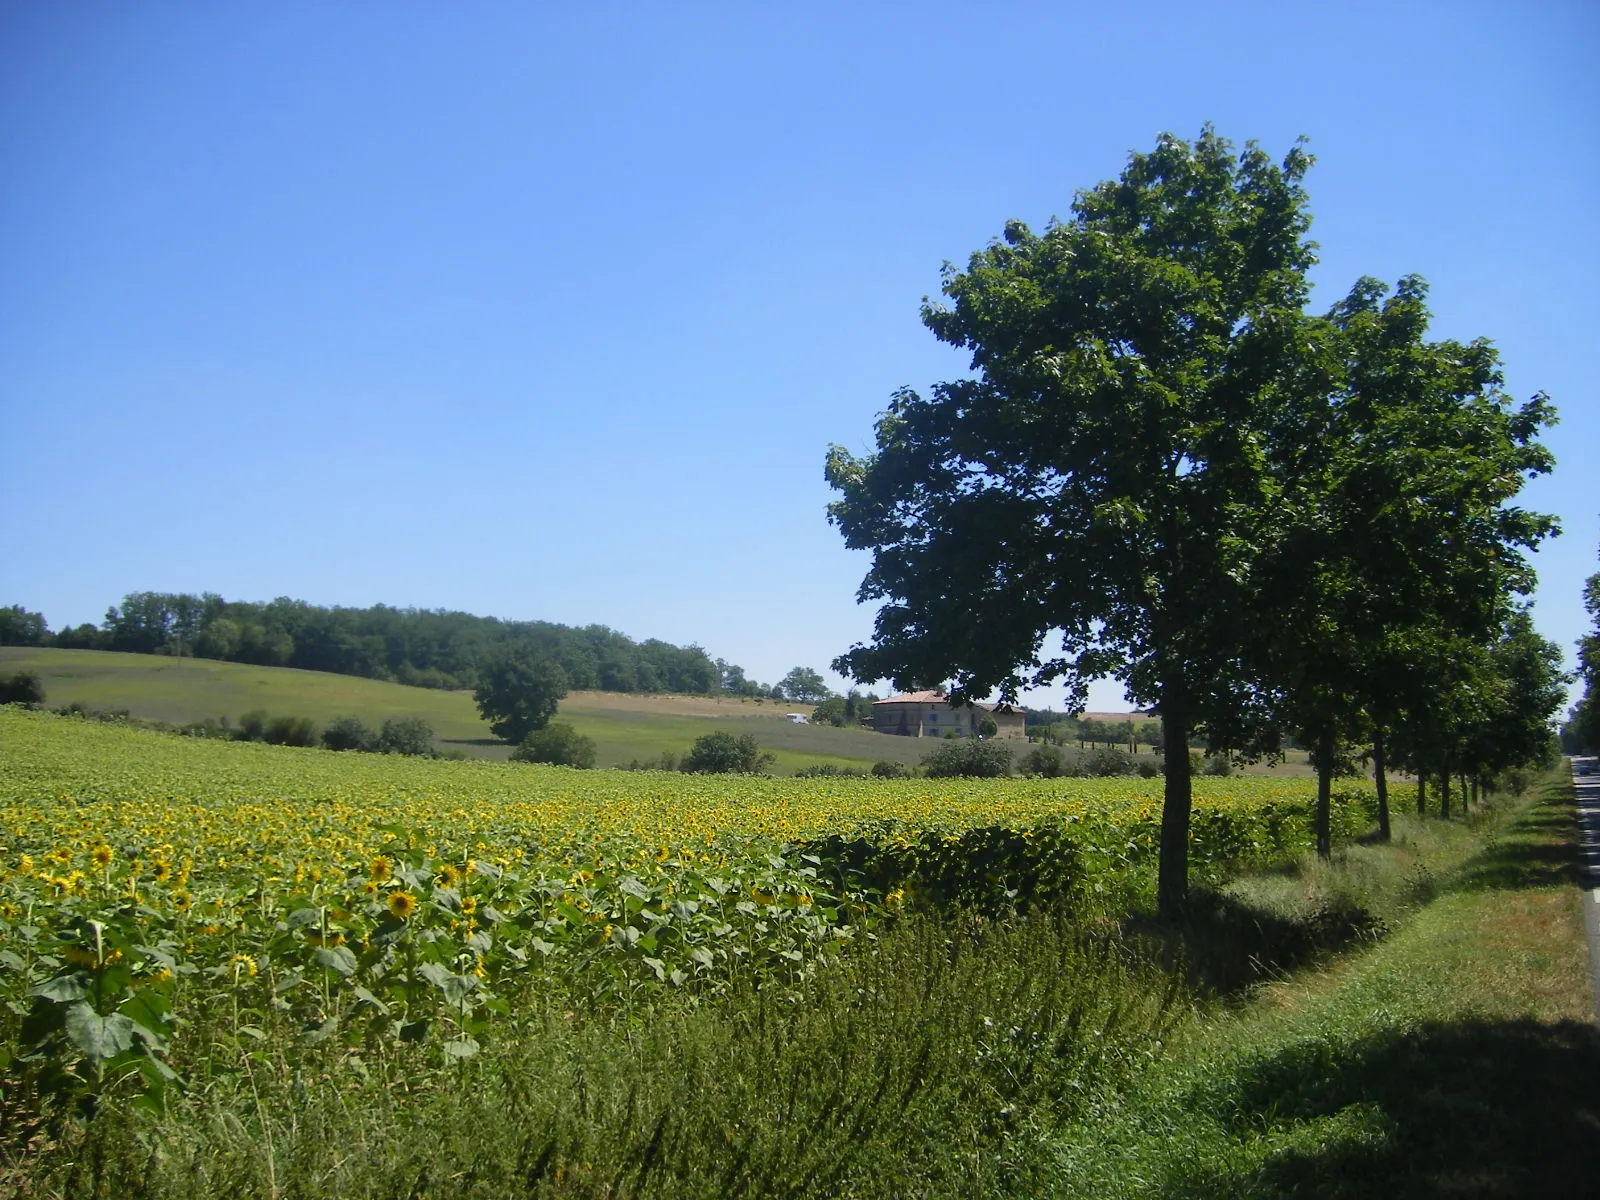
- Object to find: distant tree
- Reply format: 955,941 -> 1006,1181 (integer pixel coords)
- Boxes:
264,715 -> 319,747
777,667 -> 831,704
921,739 -> 1012,779
0,671 -> 45,705
977,714 -> 999,739
475,647 -> 568,744
871,759 -> 912,778
52,623 -> 103,650
1567,547 -> 1600,754
682,731 -> 774,774
810,696 -> 848,727
322,715 -> 377,752
376,717 -> 435,757
511,722 -> 597,768
0,606 -> 49,646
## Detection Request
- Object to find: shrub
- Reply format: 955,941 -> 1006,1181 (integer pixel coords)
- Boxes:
1203,754 -> 1232,777
871,760 -> 912,779
922,739 -> 1013,779
323,715 -> 378,752
1082,747 -> 1134,777
511,722 -> 597,768
377,717 -> 435,757
1021,744 -> 1068,778
0,671 -> 44,706
264,715 -> 319,747
623,752 -> 680,772
683,732 -> 774,775
793,763 -> 865,778
237,710 -> 269,742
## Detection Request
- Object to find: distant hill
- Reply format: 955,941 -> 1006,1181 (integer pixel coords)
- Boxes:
0,647 -> 919,774
3,591 -> 768,696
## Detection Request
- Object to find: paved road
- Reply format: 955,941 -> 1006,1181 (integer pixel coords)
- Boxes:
1573,758 -> 1600,1020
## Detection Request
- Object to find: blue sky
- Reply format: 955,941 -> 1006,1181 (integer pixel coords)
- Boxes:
2,1 -> 1595,713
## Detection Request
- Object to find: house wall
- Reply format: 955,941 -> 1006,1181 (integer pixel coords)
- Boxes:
871,703 -> 1028,739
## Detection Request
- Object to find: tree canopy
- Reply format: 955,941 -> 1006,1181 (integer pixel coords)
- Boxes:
827,126 -> 1557,915
474,647 -> 568,744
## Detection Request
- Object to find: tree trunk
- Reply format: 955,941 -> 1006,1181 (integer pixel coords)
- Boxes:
1472,777 -> 1481,807
1157,688 -> 1192,920
1372,726 -> 1391,842
1315,728 -> 1334,859
1416,769 -> 1427,817
1438,759 -> 1451,820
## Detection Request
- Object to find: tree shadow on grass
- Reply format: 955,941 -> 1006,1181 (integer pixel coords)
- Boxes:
440,737 -> 507,748
1162,1017 -> 1600,1199
1447,791 -> 1581,894
1122,890 -> 1387,997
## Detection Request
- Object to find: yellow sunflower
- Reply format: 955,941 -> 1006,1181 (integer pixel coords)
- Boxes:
387,890 -> 417,920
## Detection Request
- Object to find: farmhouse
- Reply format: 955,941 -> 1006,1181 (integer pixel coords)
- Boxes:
870,689 -> 1027,739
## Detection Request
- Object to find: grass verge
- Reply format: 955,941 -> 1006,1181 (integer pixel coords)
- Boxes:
1050,770 -> 1599,1198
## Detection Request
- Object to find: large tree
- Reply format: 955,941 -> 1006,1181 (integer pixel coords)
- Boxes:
474,646 -> 568,744
827,127 -> 1327,916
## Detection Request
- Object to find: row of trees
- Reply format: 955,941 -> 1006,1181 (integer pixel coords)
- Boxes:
0,595 -> 739,697
826,127 -> 1567,916
1561,546 -> 1600,753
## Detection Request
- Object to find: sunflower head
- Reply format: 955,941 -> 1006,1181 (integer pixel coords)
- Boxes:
368,856 -> 392,882
387,890 -> 417,921
91,845 -> 113,868
435,864 -> 460,889
171,889 -> 192,911
459,895 -> 477,916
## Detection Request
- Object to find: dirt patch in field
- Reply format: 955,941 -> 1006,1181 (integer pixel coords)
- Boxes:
560,691 -> 816,720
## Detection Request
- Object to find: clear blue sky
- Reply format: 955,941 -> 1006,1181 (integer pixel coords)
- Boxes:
2,1 -> 1595,713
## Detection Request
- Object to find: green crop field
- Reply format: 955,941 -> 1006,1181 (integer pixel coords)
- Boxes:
0,647 -> 929,773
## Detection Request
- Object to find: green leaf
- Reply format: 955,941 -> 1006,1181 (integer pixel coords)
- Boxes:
65,1002 -> 136,1063
29,974 -> 88,1003
286,907 -> 322,929
314,945 -> 358,978
442,1037 -> 479,1061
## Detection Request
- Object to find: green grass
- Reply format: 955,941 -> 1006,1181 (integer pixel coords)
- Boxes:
1049,772 -> 1599,1198
0,647 -> 928,773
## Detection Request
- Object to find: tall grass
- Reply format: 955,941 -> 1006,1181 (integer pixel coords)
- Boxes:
13,909 -> 1183,1200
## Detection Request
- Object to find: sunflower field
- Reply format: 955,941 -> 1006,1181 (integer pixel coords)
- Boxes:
0,707 -> 1375,1117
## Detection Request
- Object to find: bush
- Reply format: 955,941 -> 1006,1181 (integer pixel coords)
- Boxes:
623,752 -> 680,772
683,732 -> 774,775
922,739 -> 1013,779
237,709 -> 269,742
377,717 -> 436,757
511,722 -> 597,768
1082,747 -> 1134,777
871,760 -> 912,779
0,670 -> 44,706
793,763 -> 865,778
1021,744 -> 1068,778
323,715 -> 378,752
264,715 -> 319,747
1203,754 -> 1233,777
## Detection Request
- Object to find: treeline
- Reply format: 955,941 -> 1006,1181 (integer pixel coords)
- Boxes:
0,594 -> 754,696
1560,546 -> 1600,754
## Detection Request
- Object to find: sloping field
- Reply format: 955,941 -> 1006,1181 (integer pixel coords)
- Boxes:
0,647 -> 922,772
